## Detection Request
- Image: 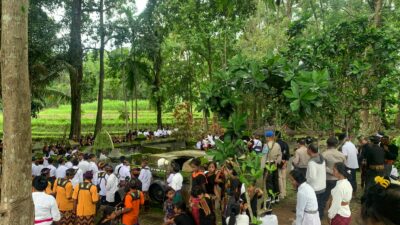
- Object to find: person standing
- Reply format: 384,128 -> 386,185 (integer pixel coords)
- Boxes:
72,171 -> 99,225
46,158 -> 57,184
53,168 -> 76,225
321,137 -> 346,214
361,136 -> 385,192
292,139 -> 310,178
289,170 -> 321,225
32,176 -> 61,225
105,165 -> 119,207
276,131 -> 290,200
56,158 -> 68,179
262,131 -> 282,203
380,136 -> 399,177
251,135 -> 263,154
97,162 -> 108,205
121,178 -> 145,225
327,163 -> 352,225
71,158 -> 83,187
341,135 -> 359,194
168,162 -> 183,203
88,154 -> 99,185
357,136 -> 369,189
306,144 -> 326,219
116,156 -> 131,186
78,153 -> 91,174
139,158 -> 152,211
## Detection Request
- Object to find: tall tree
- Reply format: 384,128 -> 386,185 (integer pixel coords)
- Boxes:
0,0 -> 34,224
93,0 -> 127,136
138,0 -> 170,129
68,0 -> 83,140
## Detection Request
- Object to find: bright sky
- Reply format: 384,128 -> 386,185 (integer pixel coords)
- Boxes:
136,0 -> 148,14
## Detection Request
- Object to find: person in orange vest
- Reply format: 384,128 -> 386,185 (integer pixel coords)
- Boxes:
112,178 -> 145,225
53,168 -> 76,225
72,171 -> 99,225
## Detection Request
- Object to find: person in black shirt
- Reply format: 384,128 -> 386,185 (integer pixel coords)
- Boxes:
164,202 -> 196,225
206,162 -> 217,196
380,136 -> 399,176
275,131 -> 289,200
190,158 -> 207,192
361,136 -> 385,192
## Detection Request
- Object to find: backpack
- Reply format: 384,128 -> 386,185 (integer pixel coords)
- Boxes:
97,172 -> 106,192
77,182 -> 94,204
57,178 -> 70,188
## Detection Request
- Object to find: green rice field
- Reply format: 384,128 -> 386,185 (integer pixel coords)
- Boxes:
0,100 -> 202,140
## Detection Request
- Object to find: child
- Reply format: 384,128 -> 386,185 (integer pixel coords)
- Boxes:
164,202 -> 196,225
97,206 -> 118,225
168,162 -> 183,203
164,188 -> 176,223
241,181 -> 263,218
190,158 -> 207,192
121,178 -> 145,225
191,186 -> 216,225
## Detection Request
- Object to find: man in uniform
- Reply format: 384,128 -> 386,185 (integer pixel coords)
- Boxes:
53,168 -> 76,225
361,136 -> 385,192
72,171 -> 99,225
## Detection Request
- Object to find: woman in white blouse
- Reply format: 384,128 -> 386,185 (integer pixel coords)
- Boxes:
289,169 -> 321,225
328,162 -> 352,225
32,176 -> 61,225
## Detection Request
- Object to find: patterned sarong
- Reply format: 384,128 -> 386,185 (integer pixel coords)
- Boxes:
331,215 -> 351,225
59,210 -> 75,225
75,215 -> 95,225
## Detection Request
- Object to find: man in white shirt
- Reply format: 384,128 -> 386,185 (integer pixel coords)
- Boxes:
88,154 -> 99,184
306,144 -> 326,220
46,158 -> 57,182
32,176 -> 61,225
114,156 -> 126,177
55,158 -> 68,179
290,169 -> 321,225
33,158 -> 45,177
65,156 -> 73,169
340,134 -> 359,193
97,162 -> 108,205
78,153 -> 91,174
71,159 -> 83,187
115,156 -> 131,183
105,165 -> 119,206
32,157 -> 39,177
139,159 -> 152,211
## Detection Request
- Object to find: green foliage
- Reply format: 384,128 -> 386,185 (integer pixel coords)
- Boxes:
283,70 -> 330,114
93,130 -> 114,151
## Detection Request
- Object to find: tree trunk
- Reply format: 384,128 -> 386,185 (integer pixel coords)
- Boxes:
94,0 -> 105,137
286,0 -> 292,19
360,0 -> 384,134
154,50 -> 163,129
135,83 -> 138,132
0,0 -> 34,223
123,85 -> 129,133
68,0 -> 83,140
395,100 -> 400,128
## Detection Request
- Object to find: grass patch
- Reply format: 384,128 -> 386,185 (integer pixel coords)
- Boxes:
0,99 -> 203,139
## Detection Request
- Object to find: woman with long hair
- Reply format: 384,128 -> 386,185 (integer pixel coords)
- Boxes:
225,203 -> 249,225
327,162 -> 353,225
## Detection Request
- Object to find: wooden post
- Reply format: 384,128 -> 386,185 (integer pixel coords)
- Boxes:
0,0 -> 34,224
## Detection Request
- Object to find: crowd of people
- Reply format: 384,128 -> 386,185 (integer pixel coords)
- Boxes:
30,130 -> 400,225
31,149 -> 153,225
